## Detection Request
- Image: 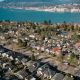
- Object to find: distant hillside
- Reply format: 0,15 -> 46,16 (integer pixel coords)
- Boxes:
0,0 -> 57,7
3,0 -> 55,3
1,0 -> 80,4
0,0 -> 80,8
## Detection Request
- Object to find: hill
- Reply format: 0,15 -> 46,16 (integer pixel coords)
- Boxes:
0,0 -> 80,8
3,0 -> 56,3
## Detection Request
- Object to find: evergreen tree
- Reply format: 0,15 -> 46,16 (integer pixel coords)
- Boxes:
31,54 -> 36,61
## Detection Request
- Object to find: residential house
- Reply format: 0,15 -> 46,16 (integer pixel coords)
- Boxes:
37,63 -> 56,79
27,61 -> 43,73
40,47 -> 45,52
16,70 -> 29,80
16,69 -> 36,80
51,73 -> 64,80
45,48 -> 50,53
75,42 -> 80,52
2,62 -> 13,71
12,38 -> 18,43
27,75 -> 36,80
74,69 -> 80,77
63,75 -> 74,80
29,35 -> 35,39
6,51 -> 15,59
58,63 -> 69,72
51,47 -> 60,55
0,35 -> 5,40
2,53 -> 7,57
21,58 -> 28,65
4,74 -> 19,80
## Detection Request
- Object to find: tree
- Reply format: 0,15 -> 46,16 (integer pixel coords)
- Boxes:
0,20 -> 3,23
43,20 -> 48,25
68,53 -> 78,66
0,67 -> 4,78
31,54 -> 36,61
69,53 -> 76,60
72,32 -> 78,41
62,21 -> 68,31
5,20 -> 10,23
17,39 -> 26,47
17,39 -> 23,45
71,25 -> 74,31
48,20 -> 51,25
11,60 -> 15,65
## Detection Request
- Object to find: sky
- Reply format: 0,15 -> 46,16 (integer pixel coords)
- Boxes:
0,0 -> 4,2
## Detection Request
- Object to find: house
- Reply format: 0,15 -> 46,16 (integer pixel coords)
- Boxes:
58,63 -> 68,71
27,61 -> 43,73
6,51 -> 15,59
4,73 -> 19,80
29,35 -> 35,39
2,62 -> 12,71
75,42 -> 80,52
27,75 -> 36,80
21,58 -> 28,65
16,65 -> 36,80
15,58 -> 19,61
41,47 -> 45,51
45,49 -> 50,53
63,75 -> 74,80
0,35 -> 5,40
8,30 -> 15,37
25,37 -> 29,40
57,31 -> 70,38
37,63 -> 56,79
9,56 -> 13,60
16,70 -> 29,80
13,38 -> 18,43
0,49 -> 4,53
51,73 -> 64,80
74,70 -> 80,77
2,53 -> 7,57
51,47 -> 60,55
36,46 -> 40,50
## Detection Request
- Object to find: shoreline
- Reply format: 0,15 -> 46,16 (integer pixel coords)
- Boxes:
7,7 -> 80,13
1,4 -> 80,13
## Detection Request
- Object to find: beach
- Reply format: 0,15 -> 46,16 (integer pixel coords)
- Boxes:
1,4 -> 80,13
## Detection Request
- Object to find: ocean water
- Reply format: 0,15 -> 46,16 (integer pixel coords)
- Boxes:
0,8 -> 80,23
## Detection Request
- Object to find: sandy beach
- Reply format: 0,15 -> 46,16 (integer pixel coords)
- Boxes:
5,4 -> 80,13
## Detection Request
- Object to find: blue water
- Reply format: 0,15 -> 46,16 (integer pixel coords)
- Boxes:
0,8 -> 80,23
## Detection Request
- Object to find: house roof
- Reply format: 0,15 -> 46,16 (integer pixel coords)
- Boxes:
4,75 -> 19,80
75,42 -> 80,48
51,73 -> 64,80
17,70 -> 29,78
21,58 -> 28,63
44,68 -> 56,78
27,75 -> 36,80
39,63 -> 50,70
51,47 -> 60,52
39,63 -> 56,77
58,63 -> 68,71
28,61 -> 44,72
63,75 -> 74,80
74,70 -> 80,77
